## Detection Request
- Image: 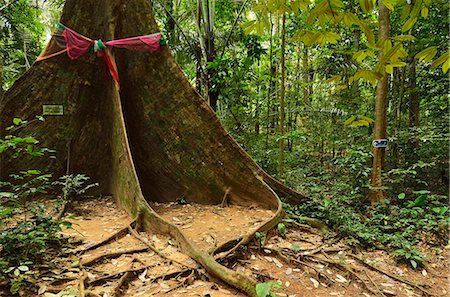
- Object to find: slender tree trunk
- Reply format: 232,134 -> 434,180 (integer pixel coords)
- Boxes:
0,58 -> 3,101
278,13 -> 286,178
303,45 -> 310,104
408,58 -> 419,151
369,0 -> 390,204
265,17 -> 274,152
393,66 -> 406,167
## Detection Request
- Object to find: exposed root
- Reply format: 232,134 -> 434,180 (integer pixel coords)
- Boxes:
111,270 -> 132,297
79,269 -> 88,297
363,268 -> 387,297
81,246 -> 148,266
127,224 -> 197,269
85,291 -> 102,297
79,220 -> 135,252
289,214 -> 328,232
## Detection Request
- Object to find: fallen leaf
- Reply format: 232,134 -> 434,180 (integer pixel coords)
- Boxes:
335,274 -> 348,283
139,269 -> 147,281
272,258 -> 283,268
310,277 -> 319,288
38,285 -> 47,295
285,268 -> 293,275
422,269 -> 427,276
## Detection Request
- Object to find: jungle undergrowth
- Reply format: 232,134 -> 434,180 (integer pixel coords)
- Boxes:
282,147 -> 449,269
0,118 -> 95,294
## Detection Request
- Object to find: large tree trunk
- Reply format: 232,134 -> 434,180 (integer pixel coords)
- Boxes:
369,0 -> 390,204
0,0 -> 305,294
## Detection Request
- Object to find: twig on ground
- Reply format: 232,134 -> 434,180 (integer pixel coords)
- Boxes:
306,255 -> 379,296
348,254 -> 435,296
363,268 -> 387,297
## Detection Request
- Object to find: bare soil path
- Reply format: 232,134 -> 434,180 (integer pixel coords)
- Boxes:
20,197 -> 448,297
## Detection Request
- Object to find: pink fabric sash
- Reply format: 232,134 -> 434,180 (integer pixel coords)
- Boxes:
38,24 -> 162,90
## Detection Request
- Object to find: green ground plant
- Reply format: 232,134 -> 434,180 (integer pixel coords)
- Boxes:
0,119 -> 71,294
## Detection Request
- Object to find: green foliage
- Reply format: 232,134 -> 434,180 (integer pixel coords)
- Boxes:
53,174 -> 98,201
277,222 -> 287,237
0,120 -> 69,294
256,281 -> 282,297
286,186 -> 448,268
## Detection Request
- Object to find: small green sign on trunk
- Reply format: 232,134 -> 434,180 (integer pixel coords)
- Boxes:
43,105 -> 64,116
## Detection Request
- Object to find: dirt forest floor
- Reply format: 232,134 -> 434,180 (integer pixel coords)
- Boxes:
9,197 -> 450,297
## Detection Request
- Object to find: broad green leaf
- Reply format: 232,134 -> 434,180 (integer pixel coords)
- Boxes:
359,115 -> 374,123
410,259 -> 418,269
410,0 -> 423,18
360,22 -> 375,45
13,118 -> 22,125
415,46 -> 437,63
350,120 -> 370,127
442,57 -> 450,73
398,193 -> 406,199
353,69 -> 381,86
353,50 -> 375,63
401,17 -> 417,32
322,32 -> 341,45
242,20 -> 256,35
344,116 -> 356,125
343,12 -> 359,27
330,0 -> 344,8
256,283 -> 271,297
431,51 -> 450,69
383,0 -> 395,11
360,0 -> 373,13
393,35 -> 416,42
421,7 -> 428,17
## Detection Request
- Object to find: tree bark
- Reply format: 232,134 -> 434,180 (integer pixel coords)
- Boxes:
408,58 -> 419,152
369,0 -> 390,204
0,0 -> 306,294
278,13 -> 286,179
393,66 -> 406,167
